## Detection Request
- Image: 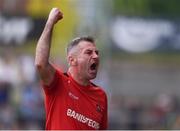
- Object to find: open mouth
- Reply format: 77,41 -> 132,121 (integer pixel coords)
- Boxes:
90,63 -> 97,71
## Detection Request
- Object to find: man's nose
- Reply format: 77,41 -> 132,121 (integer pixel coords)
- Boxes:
92,52 -> 99,59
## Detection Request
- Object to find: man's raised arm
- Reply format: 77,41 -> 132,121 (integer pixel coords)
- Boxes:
35,8 -> 63,86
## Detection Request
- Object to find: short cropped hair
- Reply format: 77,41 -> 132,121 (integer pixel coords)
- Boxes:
67,36 -> 95,55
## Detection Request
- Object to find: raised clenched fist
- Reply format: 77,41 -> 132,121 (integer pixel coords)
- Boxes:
48,8 -> 63,25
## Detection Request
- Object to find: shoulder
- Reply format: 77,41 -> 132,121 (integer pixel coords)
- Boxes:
42,65 -> 67,88
90,83 -> 108,111
52,64 -> 64,74
42,65 -> 69,95
52,64 -> 68,79
91,82 -> 107,99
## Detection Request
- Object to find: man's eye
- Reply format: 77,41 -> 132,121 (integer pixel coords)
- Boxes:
95,51 -> 99,55
85,51 -> 91,54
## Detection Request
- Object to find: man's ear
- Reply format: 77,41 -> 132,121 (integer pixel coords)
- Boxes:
68,55 -> 77,66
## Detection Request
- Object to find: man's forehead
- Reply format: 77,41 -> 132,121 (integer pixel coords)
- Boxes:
68,41 -> 97,55
77,41 -> 96,50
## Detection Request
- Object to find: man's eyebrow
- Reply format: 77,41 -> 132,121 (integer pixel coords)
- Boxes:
86,49 -> 93,51
84,49 -> 99,52
84,49 -> 93,52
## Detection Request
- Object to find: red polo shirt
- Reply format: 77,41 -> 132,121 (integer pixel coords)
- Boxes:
42,68 -> 108,130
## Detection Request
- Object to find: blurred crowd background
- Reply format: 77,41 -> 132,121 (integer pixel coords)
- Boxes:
1,0 -> 180,129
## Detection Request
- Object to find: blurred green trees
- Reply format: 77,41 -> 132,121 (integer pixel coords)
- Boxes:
113,0 -> 180,18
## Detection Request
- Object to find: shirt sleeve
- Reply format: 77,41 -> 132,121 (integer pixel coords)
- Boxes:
41,67 -> 63,95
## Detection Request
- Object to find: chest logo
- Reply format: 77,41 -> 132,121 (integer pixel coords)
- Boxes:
68,92 -> 79,100
96,104 -> 102,113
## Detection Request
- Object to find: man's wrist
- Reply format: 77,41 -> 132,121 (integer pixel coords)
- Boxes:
45,20 -> 55,30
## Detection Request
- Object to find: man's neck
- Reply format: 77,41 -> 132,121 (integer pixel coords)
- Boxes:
68,68 -> 90,86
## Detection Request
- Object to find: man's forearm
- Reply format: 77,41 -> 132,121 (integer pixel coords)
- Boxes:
35,21 -> 54,68
35,8 -> 63,85
35,7 -> 63,68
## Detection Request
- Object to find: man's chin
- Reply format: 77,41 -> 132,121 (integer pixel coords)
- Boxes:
88,73 -> 97,80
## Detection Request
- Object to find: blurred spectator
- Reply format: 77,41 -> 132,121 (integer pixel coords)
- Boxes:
0,52 -> 21,85
0,82 -> 14,129
172,114 -> 180,129
19,55 -> 36,84
125,97 -> 142,129
18,82 -> 44,129
0,52 -> 45,129
0,82 -> 11,105
150,93 -> 179,129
